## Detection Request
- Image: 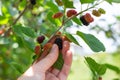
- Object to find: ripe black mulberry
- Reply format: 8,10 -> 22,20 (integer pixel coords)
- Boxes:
80,16 -> 89,26
54,37 -> 63,50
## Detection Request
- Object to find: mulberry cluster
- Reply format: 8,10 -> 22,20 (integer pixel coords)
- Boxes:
92,8 -> 106,17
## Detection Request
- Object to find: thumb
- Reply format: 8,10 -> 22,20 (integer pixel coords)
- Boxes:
35,44 -> 59,71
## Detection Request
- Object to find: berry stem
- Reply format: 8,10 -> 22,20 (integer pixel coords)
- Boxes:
47,1 -> 103,42
13,4 -> 30,25
64,3 -> 99,24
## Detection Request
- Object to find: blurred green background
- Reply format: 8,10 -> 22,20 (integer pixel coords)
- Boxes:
68,51 -> 120,80
0,0 -> 120,80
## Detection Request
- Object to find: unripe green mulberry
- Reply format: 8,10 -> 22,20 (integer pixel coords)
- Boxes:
92,10 -> 101,17
98,8 -> 106,14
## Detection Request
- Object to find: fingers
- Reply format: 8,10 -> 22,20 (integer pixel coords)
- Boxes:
51,41 -> 72,79
51,68 -> 60,76
62,41 -> 70,58
46,72 -> 59,80
34,44 -> 59,72
50,41 -> 71,76
58,50 -> 72,80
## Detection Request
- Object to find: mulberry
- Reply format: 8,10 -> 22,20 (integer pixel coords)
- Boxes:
37,35 -> 45,44
67,10 -> 77,17
80,16 -> 89,26
54,37 -> 63,50
52,12 -> 63,19
92,10 -> 101,17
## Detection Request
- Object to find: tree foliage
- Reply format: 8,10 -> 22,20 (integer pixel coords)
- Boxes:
0,0 -> 120,80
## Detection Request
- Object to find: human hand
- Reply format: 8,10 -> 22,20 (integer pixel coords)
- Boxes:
17,41 -> 72,80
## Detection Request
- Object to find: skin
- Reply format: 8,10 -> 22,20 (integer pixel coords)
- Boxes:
17,41 -> 72,80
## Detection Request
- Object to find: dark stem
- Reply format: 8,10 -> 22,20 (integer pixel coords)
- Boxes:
13,4 -> 30,25
4,4 -> 30,37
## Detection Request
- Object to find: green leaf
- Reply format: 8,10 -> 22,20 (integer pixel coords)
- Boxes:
116,16 -> 120,21
12,25 -> 23,37
113,78 -> 120,80
23,38 -> 35,52
0,36 -> 10,44
0,16 -> 9,25
105,63 -> 120,73
80,0 -> 95,4
77,31 -> 105,52
46,1 -> 59,13
112,0 -> 120,3
97,64 -> 107,75
0,1 -> 2,15
85,57 -> 107,75
85,57 -> 99,72
53,53 -> 64,70
65,33 -> 80,46
47,11 -> 57,26
11,62 -> 23,73
21,26 -> 36,38
106,0 -> 120,3
72,17 -> 82,25
62,0 -> 74,8
12,25 -> 36,38
64,20 -> 73,27
105,0 -> 112,4
18,0 -> 27,10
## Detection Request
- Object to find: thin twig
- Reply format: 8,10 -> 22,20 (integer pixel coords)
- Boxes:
13,4 -> 30,25
4,3 -> 30,37
47,2 -> 101,43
